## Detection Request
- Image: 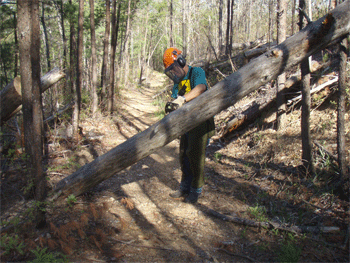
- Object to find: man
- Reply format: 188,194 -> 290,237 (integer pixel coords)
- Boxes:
163,47 -> 215,203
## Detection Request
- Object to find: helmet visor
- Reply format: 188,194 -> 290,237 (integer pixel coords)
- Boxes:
164,61 -> 186,84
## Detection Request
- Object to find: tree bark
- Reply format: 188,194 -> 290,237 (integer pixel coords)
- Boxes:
17,0 -> 46,228
182,0 -> 187,57
169,0 -> 173,47
299,0 -> 314,175
108,0 -> 120,114
101,0 -> 111,101
14,12 -> 18,78
1,68 -> 65,126
73,0 -> 84,139
68,0 -> 77,103
225,0 -> 231,56
337,35 -> 349,192
41,1 -> 51,71
291,0 -> 296,35
276,0 -> 287,130
218,0 -> 223,56
89,0 -> 98,116
52,1 -> 350,199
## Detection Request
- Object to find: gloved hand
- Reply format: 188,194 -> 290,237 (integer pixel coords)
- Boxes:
172,96 -> 186,107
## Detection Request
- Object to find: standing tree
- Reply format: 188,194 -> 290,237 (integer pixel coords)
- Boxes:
218,0 -> 223,57
73,0 -> 84,138
108,0 -> 121,114
291,0 -> 296,35
225,0 -> 231,56
101,0 -> 111,104
299,0 -> 314,175
41,0 -> 51,71
169,0 -> 174,47
68,0 -> 77,103
181,0 -> 187,57
276,0 -> 287,130
89,0 -> 98,116
337,35 -> 349,195
17,0 -> 46,228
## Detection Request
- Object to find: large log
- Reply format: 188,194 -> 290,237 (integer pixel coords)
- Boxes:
0,67 -> 65,125
53,2 -> 350,199
219,61 -> 326,136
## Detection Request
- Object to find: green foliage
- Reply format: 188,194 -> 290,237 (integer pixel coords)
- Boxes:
213,152 -> 222,163
322,52 -> 329,63
248,204 -> 268,222
0,234 -> 25,256
277,241 -> 302,263
66,194 -> 77,208
29,247 -> 68,263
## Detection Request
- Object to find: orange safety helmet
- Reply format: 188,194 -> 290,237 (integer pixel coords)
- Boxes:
163,47 -> 186,69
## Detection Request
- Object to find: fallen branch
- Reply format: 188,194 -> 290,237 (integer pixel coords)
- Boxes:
287,76 -> 338,106
206,208 -> 340,235
44,101 -> 74,123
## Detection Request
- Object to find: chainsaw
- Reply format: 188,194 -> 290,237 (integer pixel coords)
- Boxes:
165,101 -> 179,114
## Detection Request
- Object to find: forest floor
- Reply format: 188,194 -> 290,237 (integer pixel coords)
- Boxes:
1,62 -> 349,262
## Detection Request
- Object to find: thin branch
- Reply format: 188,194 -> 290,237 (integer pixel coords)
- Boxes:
217,248 -> 255,262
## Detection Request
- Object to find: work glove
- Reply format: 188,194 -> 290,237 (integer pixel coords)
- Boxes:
172,96 -> 186,107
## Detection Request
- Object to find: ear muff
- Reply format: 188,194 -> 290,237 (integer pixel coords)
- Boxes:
177,54 -> 186,68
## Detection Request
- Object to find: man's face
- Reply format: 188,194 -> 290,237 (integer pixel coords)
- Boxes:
164,61 -> 186,84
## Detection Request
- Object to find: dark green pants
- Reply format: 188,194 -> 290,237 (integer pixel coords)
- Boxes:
179,118 -> 215,190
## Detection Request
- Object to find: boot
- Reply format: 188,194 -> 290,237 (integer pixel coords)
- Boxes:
184,187 -> 202,203
169,189 -> 189,198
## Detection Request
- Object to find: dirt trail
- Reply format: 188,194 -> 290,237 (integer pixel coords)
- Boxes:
81,72 -> 245,262
72,70 -> 348,262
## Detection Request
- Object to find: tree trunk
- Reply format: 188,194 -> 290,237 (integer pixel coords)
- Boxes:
17,0 -> 46,228
292,0 -> 296,35
58,0 -> 67,72
68,0 -> 77,101
276,0 -> 287,130
41,2 -> 51,71
221,74 -> 337,137
337,35 -> 349,192
73,0 -> 84,138
225,0 -> 231,56
101,0 -> 111,102
181,0 -> 187,56
218,0 -> 223,56
122,0 -> 131,87
169,0 -> 173,47
1,68 -> 65,126
299,0 -> 314,175
108,0 -> 121,114
229,0 -> 234,56
89,0 -> 98,117
14,12 -> 18,78
52,1 -> 350,199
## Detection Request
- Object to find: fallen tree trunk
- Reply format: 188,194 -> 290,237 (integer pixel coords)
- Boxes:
219,61 -> 326,136
52,2 -> 350,199
1,67 -> 65,125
